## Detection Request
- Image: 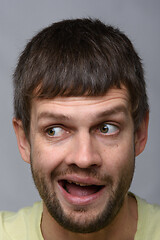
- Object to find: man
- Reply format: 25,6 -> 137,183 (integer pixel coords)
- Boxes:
0,18 -> 160,240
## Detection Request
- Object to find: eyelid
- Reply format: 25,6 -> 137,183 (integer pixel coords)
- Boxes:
45,125 -> 67,137
96,122 -> 120,135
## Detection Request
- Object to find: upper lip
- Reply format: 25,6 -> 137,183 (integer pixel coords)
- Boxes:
57,175 -> 105,186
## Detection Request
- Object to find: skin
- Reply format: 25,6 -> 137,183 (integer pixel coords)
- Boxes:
13,87 -> 149,240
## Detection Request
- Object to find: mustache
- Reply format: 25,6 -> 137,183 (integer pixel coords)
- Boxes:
51,165 -> 113,185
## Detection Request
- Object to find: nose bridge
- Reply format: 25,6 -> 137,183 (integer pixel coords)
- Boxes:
67,130 -> 102,168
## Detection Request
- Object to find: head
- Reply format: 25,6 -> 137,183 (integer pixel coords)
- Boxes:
13,18 -> 148,137
13,18 -> 149,234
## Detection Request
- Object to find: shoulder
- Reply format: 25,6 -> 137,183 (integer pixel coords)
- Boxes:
0,202 -> 43,240
135,195 -> 160,239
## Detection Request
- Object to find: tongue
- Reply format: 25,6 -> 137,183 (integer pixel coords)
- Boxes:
65,182 -> 100,197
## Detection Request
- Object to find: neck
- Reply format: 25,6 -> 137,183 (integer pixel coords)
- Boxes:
41,193 -> 138,240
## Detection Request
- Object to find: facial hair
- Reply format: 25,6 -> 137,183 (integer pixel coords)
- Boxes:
30,155 -> 135,234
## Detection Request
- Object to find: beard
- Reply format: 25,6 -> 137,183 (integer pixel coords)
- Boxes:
30,156 -> 135,234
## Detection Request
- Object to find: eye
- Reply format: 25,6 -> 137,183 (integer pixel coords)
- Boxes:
46,126 -> 65,137
98,123 -> 118,135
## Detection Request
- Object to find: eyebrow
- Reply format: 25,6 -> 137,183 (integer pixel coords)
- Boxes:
37,105 -> 128,123
37,112 -> 71,122
96,105 -> 128,118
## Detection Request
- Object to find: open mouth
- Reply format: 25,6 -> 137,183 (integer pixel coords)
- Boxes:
58,180 -> 104,197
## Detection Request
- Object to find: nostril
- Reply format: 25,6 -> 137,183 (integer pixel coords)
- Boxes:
91,164 -> 99,167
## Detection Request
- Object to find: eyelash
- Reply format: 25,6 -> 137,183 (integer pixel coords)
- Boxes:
96,122 -> 119,136
45,125 -> 67,137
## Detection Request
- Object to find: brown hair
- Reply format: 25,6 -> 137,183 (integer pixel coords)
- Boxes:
13,18 -> 149,136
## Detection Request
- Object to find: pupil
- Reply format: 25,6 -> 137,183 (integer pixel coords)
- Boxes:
49,129 -> 55,135
101,125 -> 108,133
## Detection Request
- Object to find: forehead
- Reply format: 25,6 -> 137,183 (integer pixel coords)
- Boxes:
31,87 -> 131,118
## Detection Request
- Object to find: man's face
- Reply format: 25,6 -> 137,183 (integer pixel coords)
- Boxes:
27,87 -> 136,232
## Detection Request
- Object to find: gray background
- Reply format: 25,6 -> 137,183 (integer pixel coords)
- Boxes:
0,0 -> 160,211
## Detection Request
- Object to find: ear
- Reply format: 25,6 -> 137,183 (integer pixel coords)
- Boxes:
135,112 -> 149,157
13,118 -> 31,164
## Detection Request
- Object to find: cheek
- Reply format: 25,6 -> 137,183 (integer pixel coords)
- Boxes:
31,141 -> 68,174
100,137 -> 135,173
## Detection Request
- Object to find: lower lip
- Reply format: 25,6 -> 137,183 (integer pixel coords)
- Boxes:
57,183 -> 105,206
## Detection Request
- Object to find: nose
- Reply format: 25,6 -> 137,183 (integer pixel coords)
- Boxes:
65,131 -> 102,168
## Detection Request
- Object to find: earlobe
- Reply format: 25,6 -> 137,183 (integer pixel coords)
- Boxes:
135,112 -> 149,156
12,118 -> 31,164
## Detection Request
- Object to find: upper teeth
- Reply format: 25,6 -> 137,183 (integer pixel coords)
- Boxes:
67,180 -> 91,186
